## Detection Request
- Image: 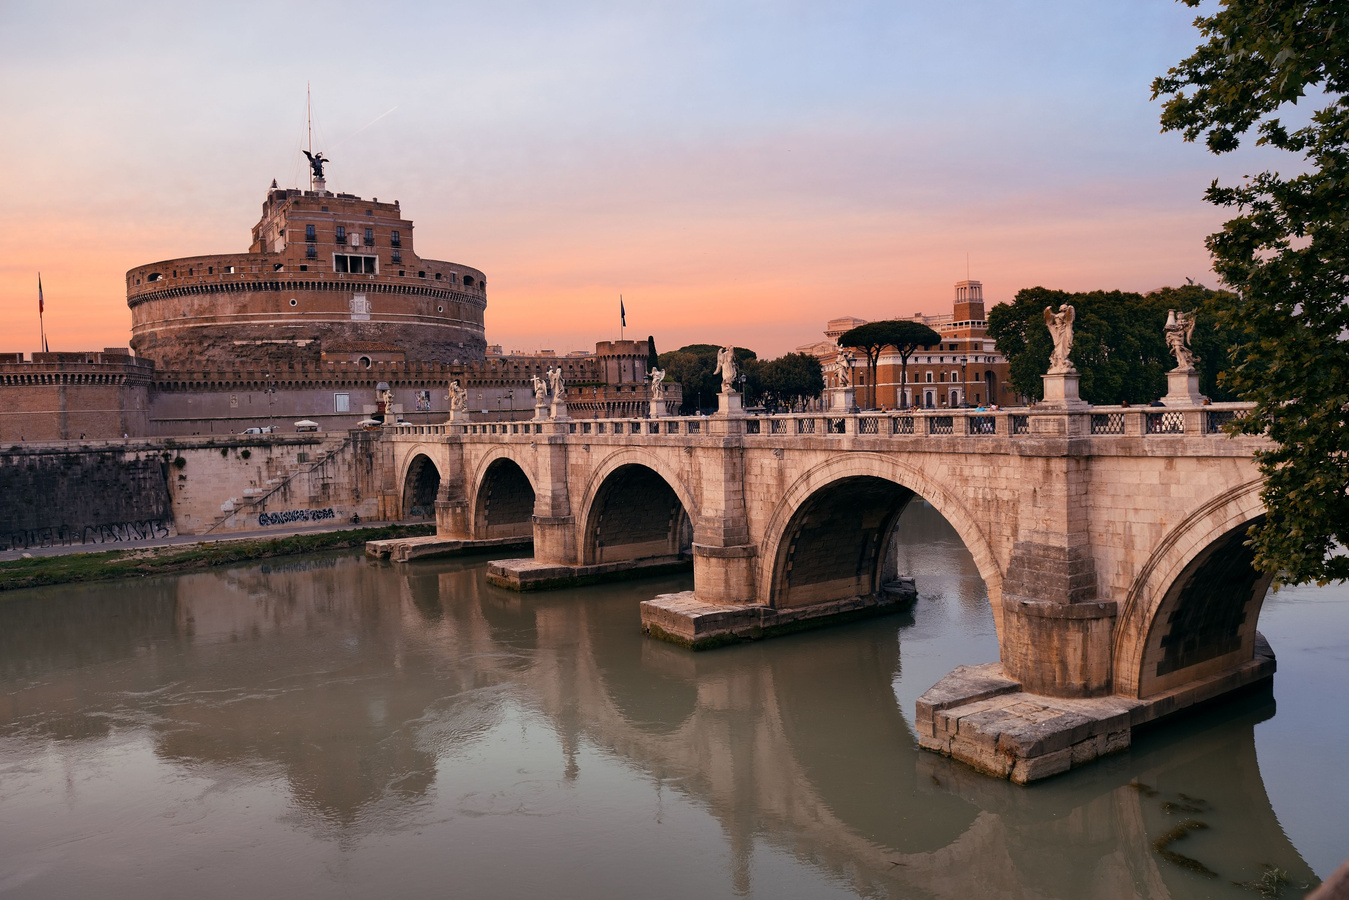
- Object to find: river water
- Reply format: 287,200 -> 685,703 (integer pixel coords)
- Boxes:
0,503 -> 1345,899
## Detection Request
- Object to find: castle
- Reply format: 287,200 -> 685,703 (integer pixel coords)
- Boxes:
2,181 -> 668,442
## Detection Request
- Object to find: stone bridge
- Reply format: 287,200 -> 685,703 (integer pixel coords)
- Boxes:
375,400 -> 1273,782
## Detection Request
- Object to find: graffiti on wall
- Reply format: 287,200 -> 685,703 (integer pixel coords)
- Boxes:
4,519 -> 173,551
257,508 -> 337,527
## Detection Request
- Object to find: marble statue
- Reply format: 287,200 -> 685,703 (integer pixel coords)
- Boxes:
835,349 -> 854,388
547,366 -> 565,400
1164,309 -> 1198,370
649,367 -> 666,399
447,380 -> 468,412
714,345 -> 738,393
1044,304 -> 1076,374
532,374 -> 549,405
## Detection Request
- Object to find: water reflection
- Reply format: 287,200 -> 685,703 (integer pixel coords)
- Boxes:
0,505 -> 1332,899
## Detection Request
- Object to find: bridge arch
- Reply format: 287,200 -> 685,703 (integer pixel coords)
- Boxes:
400,452 -> 442,520
1113,480 -> 1270,698
473,457 -> 537,540
577,449 -> 697,568
758,454 -> 1003,631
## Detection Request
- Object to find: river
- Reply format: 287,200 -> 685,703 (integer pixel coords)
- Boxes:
0,503 -> 1344,898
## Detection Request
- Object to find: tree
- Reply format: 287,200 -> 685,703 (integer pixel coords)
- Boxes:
754,353 -> 824,411
837,320 -> 941,409
987,286 -> 1240,405
645,335 -> 658,373
1154,0 -> 1349,585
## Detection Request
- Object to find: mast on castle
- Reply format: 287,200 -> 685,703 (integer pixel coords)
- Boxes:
302,84 -> 330,195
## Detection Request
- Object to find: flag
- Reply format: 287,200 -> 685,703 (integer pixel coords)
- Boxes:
620,296 -> 626,327
38,274 -> 43,316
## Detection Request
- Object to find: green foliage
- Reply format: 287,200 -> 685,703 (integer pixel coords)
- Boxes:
838,320 -> 942,408
987,286 -> 1240,405
1155,0 -> 1349,584
657,345 -> 758,414
744,352 -> 825,410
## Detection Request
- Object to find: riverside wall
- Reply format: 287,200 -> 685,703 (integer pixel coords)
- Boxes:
0,431 -> 391,550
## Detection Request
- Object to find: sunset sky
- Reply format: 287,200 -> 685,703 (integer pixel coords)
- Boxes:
0,1 -> 1268,358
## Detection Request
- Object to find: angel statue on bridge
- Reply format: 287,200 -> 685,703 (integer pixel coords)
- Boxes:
446,380 -> 468,412
1164,309 -> 1199,371
649,367 -> 666,399
715,345 -> 739,394
547,366 -> 565,400
1044,304 -> 1076,374
532,374 -> 549,406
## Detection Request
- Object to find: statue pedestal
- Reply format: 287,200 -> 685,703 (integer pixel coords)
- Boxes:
533,404 -> 548,422
445,409 -> 466,424
828,387 -> 857,412
649,398 -> 668,418
1040,371 -> 1089,409
715,391 -> 745,418
1161,368 -> 1206,407
550,399 -> 570,421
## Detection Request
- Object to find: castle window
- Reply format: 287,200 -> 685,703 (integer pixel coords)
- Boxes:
223,266 -> 235,274
418,271 -> 425,278
208,267 -> 213,274
435,273 -> 442,280
289,299 -> 298,307
392,250 -> 402,263
391,230 -> 401,247
147,273 -> 162,282
299,265 -> 308,271
463,275 -> 474,286
334,393 -> 351,413
335,225 -> 346,243
306,245 -> 317,259
305,224 -> 316,241
274,263 -> 283,272
925,372 -> 933,383
334,254 -> 377,274
364,228 -> 374,246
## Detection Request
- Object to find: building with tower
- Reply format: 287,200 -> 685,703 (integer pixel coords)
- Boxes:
799,279 -> 1017,409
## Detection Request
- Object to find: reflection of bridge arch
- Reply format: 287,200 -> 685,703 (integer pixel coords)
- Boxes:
758,454 -> 1002,628
577,450 -> 697,568
1113,479 -> 1270,697
401,453 -> 441,519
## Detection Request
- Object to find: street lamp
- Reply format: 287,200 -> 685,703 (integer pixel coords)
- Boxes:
959,355 -> 968,408
262,372 -> 276,432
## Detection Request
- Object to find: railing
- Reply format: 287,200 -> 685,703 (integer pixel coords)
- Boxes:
384,403 -> 1256,444
1207,409 -> 1238,434
968,415 -> 995,435
1146,411 -> 1185,435
1091,413 -> 1124,435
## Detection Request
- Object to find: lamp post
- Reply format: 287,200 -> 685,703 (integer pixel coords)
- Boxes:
959,355 -> 968,408
506,389 -> 514,421
262,372 -> 276,432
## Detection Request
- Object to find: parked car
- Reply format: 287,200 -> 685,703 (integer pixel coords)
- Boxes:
238,426 -> 275,435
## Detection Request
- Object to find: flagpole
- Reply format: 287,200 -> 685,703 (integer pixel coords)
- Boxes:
38,273 -> 45,354
620,294 -> 625,342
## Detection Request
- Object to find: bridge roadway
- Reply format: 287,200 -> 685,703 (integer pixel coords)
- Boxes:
375,400 -> 1273,782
